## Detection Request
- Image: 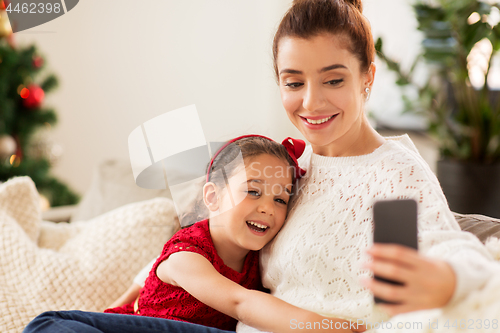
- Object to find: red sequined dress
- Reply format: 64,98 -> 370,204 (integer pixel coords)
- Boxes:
105,219 -> 262,331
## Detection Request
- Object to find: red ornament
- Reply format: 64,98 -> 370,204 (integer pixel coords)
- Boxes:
32,56 -> 44,68
22,84 -> 45,109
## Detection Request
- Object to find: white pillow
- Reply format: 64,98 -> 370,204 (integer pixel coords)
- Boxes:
0,176 -> 41,242
0,177 -> 180,333
71,159 -> 172,221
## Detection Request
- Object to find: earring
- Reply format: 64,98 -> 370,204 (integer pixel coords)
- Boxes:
364,87 -> 371,101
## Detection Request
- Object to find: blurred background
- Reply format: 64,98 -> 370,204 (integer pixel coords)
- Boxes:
2,0 -> 500,217
4,0 -> 423,195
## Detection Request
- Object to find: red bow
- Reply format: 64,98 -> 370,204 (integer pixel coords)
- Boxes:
281,137 -> 306,181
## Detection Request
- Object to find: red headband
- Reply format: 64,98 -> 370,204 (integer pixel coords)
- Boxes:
206,134 -> 306,182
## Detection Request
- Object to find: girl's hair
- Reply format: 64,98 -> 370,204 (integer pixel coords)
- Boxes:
181,136 -> 296,227
272,0 -> 374,78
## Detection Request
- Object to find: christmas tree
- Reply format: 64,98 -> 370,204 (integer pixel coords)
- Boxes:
0,0 -> 79,207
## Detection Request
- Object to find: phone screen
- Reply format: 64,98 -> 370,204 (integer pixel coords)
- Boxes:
372,199 -> 418,303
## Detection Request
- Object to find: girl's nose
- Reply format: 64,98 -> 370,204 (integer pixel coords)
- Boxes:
258,198 -> 274,216
303,83 -> 327,112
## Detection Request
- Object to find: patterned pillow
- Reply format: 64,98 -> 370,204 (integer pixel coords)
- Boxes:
0,177 -> 179,333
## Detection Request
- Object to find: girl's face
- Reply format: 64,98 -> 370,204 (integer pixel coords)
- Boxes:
276,33 -> 376,157
208,154 -> 293,252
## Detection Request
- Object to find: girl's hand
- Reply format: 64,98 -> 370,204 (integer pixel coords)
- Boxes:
361,244 -> 456,316
107,283 -> 142,309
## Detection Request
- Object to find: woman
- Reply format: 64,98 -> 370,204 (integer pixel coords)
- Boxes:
24,0 -> 495,332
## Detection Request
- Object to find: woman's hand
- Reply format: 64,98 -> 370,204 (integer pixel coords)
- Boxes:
361,244 -> 456,316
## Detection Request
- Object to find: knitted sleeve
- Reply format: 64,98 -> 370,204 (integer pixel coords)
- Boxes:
382,149 -> 495,306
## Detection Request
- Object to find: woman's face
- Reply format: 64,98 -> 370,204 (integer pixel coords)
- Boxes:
276,33 -> 375,156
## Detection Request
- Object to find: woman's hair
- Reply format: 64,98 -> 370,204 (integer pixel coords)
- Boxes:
181,136 -> 296,227
272,0 -> 375,78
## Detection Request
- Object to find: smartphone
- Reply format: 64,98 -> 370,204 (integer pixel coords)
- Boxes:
372,199 -> 418,304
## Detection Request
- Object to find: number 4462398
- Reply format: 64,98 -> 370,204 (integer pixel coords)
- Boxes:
6,2 -> 61,14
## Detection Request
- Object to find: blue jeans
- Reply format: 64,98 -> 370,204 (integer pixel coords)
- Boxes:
23,311 -> 235,333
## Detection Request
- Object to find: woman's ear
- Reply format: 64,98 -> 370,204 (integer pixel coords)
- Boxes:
203,182 -> 219,212
363,62 -> 376,90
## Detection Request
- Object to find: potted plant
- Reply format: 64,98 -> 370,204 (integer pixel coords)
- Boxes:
375,0 -> 500,217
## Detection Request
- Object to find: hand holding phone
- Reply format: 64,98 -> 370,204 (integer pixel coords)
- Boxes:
372,199 -> 418,304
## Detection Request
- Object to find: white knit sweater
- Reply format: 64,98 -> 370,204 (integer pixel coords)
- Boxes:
237,135 -> 495,333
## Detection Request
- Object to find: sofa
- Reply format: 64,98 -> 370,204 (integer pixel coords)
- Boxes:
1,159 -> 500,333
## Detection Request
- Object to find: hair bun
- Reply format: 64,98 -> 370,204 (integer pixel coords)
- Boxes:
345,0 -> 363,12
292,0 -> 363,13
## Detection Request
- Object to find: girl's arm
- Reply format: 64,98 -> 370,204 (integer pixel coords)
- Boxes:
158,252 -> 365,333
107,257 -> 157,308
108,283 -> 142,308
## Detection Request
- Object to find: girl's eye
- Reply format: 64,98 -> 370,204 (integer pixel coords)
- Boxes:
284,82 -> 303,88
247,190 -> 260,197
275,198 -> 288,205
325,79 -> 343,86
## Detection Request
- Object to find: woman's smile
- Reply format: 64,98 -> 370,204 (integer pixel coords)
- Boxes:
300,114 -> 339,129
277,33 -> 380,157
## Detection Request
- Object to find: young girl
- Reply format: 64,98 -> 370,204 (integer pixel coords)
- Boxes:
104,134 -> 365,333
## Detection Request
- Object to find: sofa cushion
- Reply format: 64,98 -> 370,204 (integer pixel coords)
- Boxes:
0,177 -> 41,242
0,177 -> 180,333
454,212 -> 500,244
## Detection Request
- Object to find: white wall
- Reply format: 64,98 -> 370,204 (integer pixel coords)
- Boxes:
14,0 -> 421,196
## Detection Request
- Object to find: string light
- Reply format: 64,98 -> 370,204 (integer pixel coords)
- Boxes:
20,87 -> 30,99
9,154 -> 21,167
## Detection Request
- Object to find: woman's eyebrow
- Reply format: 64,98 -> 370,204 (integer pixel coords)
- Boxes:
319,64 -> 347,73
279,64 -> 347,75
279,69 -> 302,75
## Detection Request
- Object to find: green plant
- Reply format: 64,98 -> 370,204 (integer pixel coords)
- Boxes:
376,0 -> 500,163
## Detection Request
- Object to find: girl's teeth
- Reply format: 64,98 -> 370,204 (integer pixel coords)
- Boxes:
247,221 -> 267,229
306,116 -> 333,124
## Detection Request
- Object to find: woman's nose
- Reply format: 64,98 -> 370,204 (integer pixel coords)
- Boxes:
303,83 -> 326,112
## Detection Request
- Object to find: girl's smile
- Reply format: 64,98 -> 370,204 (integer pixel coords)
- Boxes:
246,220 -> 270,235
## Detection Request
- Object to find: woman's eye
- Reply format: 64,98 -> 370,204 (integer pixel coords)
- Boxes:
247,190 -> 260,197
325,79 -> 343,86
275,198 -> 288,205
284,82 -> 303,88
